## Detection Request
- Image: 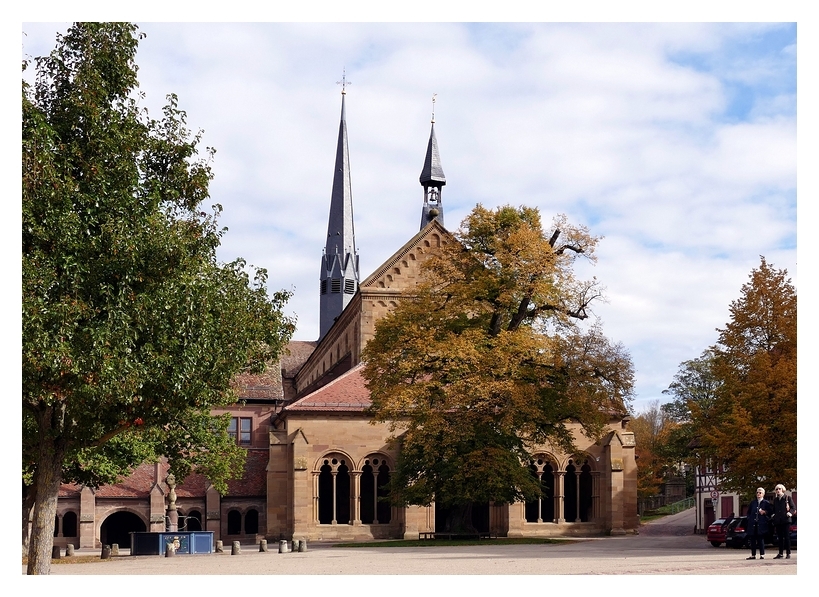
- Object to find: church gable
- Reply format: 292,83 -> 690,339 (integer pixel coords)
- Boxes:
361,220 -> 453,294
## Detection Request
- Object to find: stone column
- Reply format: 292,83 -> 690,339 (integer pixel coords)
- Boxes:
165,474 -> 178,532
575,473 -> 581,523
555,472 -> 565,523
312,472 -> 320,523
352,471 -> 361,525
331,471 -> 338,525
79,486 -> 96,548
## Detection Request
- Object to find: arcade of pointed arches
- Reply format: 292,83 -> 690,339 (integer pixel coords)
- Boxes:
314,451 -> 393,526
311,450 -> 600,528
525,453 -> 599,524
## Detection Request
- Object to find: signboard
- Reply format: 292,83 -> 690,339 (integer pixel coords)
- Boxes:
710,490 -> 720,499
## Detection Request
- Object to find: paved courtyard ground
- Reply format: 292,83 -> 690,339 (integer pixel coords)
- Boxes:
25,509 -> 798,580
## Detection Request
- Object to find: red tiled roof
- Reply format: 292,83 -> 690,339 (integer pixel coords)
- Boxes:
230,341 -> 318,400
225,449 -> 267,497
281,340 -> 317,377
59,484 -> 81,498
62,452 -> 266,499
232,367 -> 283,400
285,364 -> 371,412
92,462 -> 161,498
90,461 -> 207,498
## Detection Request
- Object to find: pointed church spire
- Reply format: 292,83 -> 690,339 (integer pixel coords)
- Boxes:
420,94 -> 446,230
319,72 -> 359,341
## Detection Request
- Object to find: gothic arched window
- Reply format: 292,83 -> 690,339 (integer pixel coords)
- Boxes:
525,457 -> 556,523
317,456 -> 351,525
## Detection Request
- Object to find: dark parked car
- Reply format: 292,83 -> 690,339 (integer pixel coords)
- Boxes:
726,516 -> 775,548
707,518 -> 732,547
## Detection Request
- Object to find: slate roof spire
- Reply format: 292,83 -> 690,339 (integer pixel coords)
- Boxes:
319,71 -> 359,341
420,94 -> 446,230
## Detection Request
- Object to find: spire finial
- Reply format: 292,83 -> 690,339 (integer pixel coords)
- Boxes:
431,93 -> 437,123
337,68 -> 351,95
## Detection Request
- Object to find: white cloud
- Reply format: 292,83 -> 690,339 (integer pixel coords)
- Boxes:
20,22 -> 798,411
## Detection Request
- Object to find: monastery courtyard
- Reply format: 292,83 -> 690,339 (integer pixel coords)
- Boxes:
29,510 -> 795,576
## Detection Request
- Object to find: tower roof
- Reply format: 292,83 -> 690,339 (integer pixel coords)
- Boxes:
325,93 -> 356,259
419,122 -> 446,186
319,84 -> 359,341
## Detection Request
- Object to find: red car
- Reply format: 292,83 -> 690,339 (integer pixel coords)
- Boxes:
707,518 -> 732,547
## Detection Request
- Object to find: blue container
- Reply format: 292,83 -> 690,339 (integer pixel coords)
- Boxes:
131,531 -> 214,555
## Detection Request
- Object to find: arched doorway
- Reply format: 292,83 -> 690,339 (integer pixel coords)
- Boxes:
100,511 -> 146,549
180,510 -> 202,531
62,511 -> 78,538
245,509 -> 259,535
227,510 -> 242,535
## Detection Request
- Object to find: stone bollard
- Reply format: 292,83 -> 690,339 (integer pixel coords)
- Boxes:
298,539 -> 306,552
66,544 -> 75,557
52,545 -> 61,559
101,545 -> 112,559
215,540 -> 224,553
111,543 -> 119,556
278,539 -> 289,553
231,541 -> 241,555
259,539 -> 268,552
165,543 -> 176,557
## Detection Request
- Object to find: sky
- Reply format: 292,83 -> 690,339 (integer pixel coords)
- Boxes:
19,17 -> 801,415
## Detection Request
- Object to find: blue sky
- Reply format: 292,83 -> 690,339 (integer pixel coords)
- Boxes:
19,19 -> 801,415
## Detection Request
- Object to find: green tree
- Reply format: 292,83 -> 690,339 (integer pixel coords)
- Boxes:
362,205 -> 633,531
661,349 -> 721,423
693,258 -> 797,492
655,349 -> 722,480
22,23 -> 294,574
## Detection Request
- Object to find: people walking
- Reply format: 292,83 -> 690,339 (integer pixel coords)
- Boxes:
771,484 -> 796,559
745,487 -> 771,560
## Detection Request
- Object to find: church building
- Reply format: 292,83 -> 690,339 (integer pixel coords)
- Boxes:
51,87 -> 637,550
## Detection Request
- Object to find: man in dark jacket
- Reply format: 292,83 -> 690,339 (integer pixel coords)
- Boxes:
771,484 -> 796,559
746,487 -> 772,560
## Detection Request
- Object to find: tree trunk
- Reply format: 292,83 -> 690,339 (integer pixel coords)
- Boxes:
26,406 -> 66,575
444,503 -> 476,533
22,482 -> 35,557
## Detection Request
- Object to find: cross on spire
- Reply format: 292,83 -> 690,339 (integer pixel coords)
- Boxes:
431,93 -> 437,123
337,69 -> 351,94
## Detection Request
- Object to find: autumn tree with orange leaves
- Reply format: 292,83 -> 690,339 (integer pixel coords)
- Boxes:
362,205 -> 633,532
671,258 -> 796,494
701,258 -> 796,491
630,400 -> 679,498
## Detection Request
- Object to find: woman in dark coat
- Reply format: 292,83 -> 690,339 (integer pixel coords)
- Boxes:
746,487 -> 772,560
771,484 -> 796,559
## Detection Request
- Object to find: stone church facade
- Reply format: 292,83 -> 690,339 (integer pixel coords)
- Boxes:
50,89 -> 637,549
